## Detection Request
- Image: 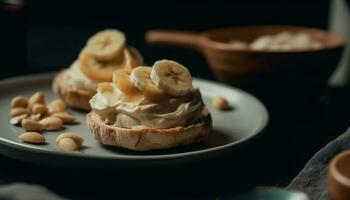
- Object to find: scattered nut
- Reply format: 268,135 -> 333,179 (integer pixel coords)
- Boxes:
18,132 -> 45,144
10,96 -> 29,108
51,112 -> 76,124
10,107 -> 28,117
10,93 -> 81,148
30,113 -> 42,121
58,137 -> 78,152
48,99 -> 66,113
40,117 -> 63,131
21,119 -> 44,132
212,96 -> 231,110
31,103 -> 48,115
56,133 -> 84,146
28,92 -> 45,107
201,107 -> 210,116
10,114 -> 28,125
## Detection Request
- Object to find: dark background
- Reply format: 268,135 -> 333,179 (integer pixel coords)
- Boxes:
2,0 -> 330,79
1,0 -> 350,199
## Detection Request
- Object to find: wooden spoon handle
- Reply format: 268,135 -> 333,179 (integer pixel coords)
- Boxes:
145,29 -> 204,52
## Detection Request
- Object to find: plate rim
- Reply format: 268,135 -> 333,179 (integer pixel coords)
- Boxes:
0,72 -> 269,161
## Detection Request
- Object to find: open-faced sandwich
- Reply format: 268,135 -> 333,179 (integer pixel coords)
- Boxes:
87,59 -> 212,151
53,29 -> 143,111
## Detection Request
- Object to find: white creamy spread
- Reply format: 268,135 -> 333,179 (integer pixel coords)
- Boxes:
229,32 -> 323,51
90,85 -> 204,129
249,32 -> 323,51
62,61 -> 98,91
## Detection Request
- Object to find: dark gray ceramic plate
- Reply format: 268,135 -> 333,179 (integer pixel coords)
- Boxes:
0,73 -> 268,168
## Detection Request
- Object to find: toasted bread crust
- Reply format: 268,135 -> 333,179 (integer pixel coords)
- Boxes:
86,111 -> 212,151
52,70 -> 94,111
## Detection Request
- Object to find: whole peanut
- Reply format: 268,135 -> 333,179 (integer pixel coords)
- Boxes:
29,92 -> 45,107
58,137 -> 78,152
11,96 -> 29,108
40,117 -> 63,131
56,133 -> 84,146
31,103 -> 48,115
30,113 -> 42,121
51,112 -> 76,124
18,132 -> 45,144
10,107 -> 28,117
48,99 -> 66,113
21,119 -> 44,132
10,114 -> 28,125
212,96 -> 231,110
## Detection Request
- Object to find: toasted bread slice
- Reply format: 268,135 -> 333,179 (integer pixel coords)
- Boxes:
52,70 -> 94,111
86,110 -> 212,151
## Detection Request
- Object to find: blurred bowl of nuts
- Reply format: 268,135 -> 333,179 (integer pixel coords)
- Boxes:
146,26 -> 344,103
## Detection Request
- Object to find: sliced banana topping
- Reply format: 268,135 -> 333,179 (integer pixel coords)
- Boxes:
113,70 -> 141,95
130,67 -> 153,91
128,47 -> 144,68
95,59 -> 194,102
130,67 -> 166,101
79,49 -> 137,82
85,29 -> 126,61
151,60 -> 192,97
98,82 -> 115,93
73,29 -> 143,83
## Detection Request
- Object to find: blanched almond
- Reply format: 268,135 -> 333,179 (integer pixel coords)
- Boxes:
10,114 -> 28,125
201,107 -> 209,116
10,96 -> 28,108
50,112 -> 76,124
212,96 -> 231,110
18,132 -> 45,144
10,107 -> 28,117
31,103 -> 48,115
30,113 -> 42,121
21,119 -> 44,132
56,133 -> 84,146
58,137 -> 78,152
48,99 -> 66,113
29,92 -> 45,107
40,117 -> 63,131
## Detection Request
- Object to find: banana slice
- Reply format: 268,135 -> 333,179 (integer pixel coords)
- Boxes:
130,67 -> 153,91
113,69 -> 141,95
128,47 -> 144,67
85,29 -> 126,61
151,60 -> 192,96
79,47 -> 141,82
124,47 -> 143,71
130,67 -> 167,101
79,51 -> 125,82
98,82 -> 115,93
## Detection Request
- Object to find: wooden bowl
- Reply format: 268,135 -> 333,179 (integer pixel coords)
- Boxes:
146,26 -> 344,101
329,150 -> 350,200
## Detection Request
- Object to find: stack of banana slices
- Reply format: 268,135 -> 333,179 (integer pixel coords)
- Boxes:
102,59 -> 193,102
53,29 -> 144,111
79,29 -> 143,82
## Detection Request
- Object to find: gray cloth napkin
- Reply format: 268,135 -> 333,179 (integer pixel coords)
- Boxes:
287,127 -> 350,200
0,183 -> 65,200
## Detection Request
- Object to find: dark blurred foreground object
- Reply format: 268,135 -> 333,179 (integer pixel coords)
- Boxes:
328,150 -> 350,200
0,0 -> 26,79
146,26 -> 344,107
0,183 -> 64,200
228,188 -> 309,200
288,127 -> 350,200
328,0 -> 350,87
